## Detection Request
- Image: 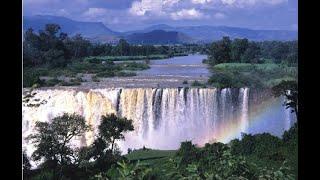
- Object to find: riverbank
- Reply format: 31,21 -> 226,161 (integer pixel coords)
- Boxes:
24,54 -> 210,89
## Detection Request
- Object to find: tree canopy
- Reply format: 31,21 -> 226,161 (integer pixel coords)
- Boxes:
26,113 -> 91,166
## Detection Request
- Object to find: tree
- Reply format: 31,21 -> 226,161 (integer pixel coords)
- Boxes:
97,113 -> 134,153
44,24 -> 61,37
26,113 -> 91,167
241,42 -> 261,63
270,42 -> 290,64
117,39 -> 130,56
208,36 -> 232,65
81,114 -> 134,173
231,38 -> 249,62
43,49 -> 67,68
272,80 -> 298,117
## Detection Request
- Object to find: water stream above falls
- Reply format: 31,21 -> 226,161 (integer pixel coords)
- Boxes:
76,54 -> 210,89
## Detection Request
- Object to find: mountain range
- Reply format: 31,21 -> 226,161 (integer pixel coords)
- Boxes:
23,15 -> 297,44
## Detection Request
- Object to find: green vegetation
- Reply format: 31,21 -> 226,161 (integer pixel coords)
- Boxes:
23,59 -> 149,87
125,149 -> 176,162
24,113 -> 134,180
208,63 -> 297,88
272,80 -> 298,117
191,80 -> 207,88
85,55 -> 169,62
23,110 -> 297,179
206,37 -> 298,89
23,23 -> 197,88
207,37 -> 297,66
91,75 -> 100,82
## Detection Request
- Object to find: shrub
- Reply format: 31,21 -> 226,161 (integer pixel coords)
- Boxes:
60,81 -> 81,86
182,80 -> 188,84
31,170 -> 54,180
115,71 -> 136,77
119,62 -> 149,71
44,78 -> 62,87
96,71 -> 115,77
176,141 -> 198,167
208,72 -> 233,88
191,80 -> 204,87
87,58 -> 101,64
92,75 -> 100,82
23,70 -> 44,88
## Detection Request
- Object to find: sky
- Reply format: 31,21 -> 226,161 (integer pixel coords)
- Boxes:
23,0 -> 298,32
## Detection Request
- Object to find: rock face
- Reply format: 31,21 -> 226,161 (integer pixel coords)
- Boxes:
22,87 -> 295,163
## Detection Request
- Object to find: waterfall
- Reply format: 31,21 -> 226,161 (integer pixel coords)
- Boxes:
22,87 -> 292,159
239,88 -> 249,135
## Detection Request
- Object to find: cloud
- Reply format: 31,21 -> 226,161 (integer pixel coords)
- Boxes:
129,0 -> 163,16
83,8 -> 108,18
24,0 -> 297,31
191,0 -> 213,4
220,0 -> 288,7
163,0 -> 181,6
170,8 -> 206,20
213,12 -> 226,19
56,9 -> 70,16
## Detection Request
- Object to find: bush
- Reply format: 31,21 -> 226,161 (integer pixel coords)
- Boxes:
182,80 -> 188,84
172,141 -> 257,179
60,81 -> 81,86
115,71 -> 136,77
176,141 -> 198,168
44,78 -> 62,87
31,170 -> 54,180
96,71 -> 115,77
191,80 -> 205,87
23,70 -> 44,87
119,62 -> 149,71
92,75 -> 100,82
87,58 -> 101,64
208,72 -> 233,88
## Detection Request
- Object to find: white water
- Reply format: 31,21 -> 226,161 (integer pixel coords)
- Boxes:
22,87 -> 293,165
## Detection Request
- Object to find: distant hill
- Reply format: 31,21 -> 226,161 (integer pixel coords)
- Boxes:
129,24 -> 297,42
23,15 -> 119,38
125,30 -> 194,44
23,15 -> 297,43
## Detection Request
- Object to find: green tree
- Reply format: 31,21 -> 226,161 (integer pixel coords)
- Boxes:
208,36 -> 232,65
231,38 -> 249,62
272,80 -> 298,117
43,49 -> 67,68
44,24 -> 61,37
26,113 -> 91,167
117,39 -> 130,56
270,42 -> 290,64
98,113 -> 134,153
241,42 -> 261,63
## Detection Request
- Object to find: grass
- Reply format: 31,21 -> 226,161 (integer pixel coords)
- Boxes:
125,149 -> 177,178
125,149 -> 176,161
